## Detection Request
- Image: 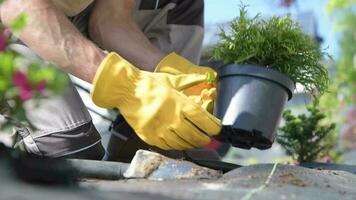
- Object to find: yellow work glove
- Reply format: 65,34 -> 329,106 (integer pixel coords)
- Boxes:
155,53 -> 217,113
91,53 -> 221,150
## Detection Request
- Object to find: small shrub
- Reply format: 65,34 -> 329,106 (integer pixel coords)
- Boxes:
277,102 -> 337,162
213,5 -> 329,94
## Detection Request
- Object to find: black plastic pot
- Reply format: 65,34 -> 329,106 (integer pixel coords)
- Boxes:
214,64 -> 295,150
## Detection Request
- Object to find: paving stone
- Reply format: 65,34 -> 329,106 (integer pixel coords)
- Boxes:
80,164 -> 356,200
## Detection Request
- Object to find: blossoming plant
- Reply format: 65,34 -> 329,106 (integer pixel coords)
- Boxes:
0,14 -> 68,131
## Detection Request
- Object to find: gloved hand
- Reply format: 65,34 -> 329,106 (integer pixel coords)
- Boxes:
91,52 -> 221,150
155,53 -> 217,113
155,52 -> 217,76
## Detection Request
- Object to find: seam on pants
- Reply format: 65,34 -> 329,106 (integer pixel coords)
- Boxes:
47,139 -> 102,158
32,120 -> 90,139
23,135 -> 43,156
143,2 -> 176,33
16,128 -> 43,156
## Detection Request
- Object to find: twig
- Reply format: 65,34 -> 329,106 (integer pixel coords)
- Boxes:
241,163 -> 279,200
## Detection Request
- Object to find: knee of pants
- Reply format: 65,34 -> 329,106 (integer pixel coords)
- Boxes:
17,121 -> 105,160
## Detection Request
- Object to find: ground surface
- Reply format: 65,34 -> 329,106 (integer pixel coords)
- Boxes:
2,163 -> 356,200
79,164 -> 356,200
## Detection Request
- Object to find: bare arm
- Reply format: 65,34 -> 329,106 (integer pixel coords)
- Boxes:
88,0 -> 166,72
0,0 -> 105,82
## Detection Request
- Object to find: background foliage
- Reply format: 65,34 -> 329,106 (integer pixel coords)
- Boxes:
325,0 -> 356,103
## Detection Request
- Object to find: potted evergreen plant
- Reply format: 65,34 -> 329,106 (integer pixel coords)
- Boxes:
212,6 -> 329,150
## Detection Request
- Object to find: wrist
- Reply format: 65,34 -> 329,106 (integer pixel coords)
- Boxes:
143,50 -> 166,72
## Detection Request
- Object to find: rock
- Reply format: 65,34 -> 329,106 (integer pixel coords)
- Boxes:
124,150 -> 222,180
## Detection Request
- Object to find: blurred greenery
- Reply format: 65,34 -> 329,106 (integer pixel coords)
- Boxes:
26,63 -> 69,94
0,52 -> 16,92
10,13 -> 29,32
317,0 -> 355,154
323,0 -> 356,104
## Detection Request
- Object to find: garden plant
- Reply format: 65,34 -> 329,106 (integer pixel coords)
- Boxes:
213,5 -> 329,94
277,102 -> 337,162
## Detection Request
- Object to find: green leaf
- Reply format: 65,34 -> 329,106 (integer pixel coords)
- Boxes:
0,78 -> 9,92
0,51 -> 15,77
10,13 -> 29,32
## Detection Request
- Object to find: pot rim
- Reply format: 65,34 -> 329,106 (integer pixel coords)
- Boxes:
218,64 -> 296,100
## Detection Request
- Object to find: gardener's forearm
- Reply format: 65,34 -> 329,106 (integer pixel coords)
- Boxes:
89,0 -> 165,72
0,0 -> 105,82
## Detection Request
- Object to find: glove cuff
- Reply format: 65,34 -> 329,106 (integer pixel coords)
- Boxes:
155,52 -> 193,75
90,52 -> 140,109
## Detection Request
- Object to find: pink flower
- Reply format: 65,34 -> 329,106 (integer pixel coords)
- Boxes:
12,70 -> 48,102
13,71 -> 32,102
0,29 -> 10,52
19,89 -> 33,101
13,71 -> 32,91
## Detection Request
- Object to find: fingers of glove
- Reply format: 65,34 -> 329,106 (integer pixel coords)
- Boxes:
188,95 -> 201,105
201,88 -> 217,100
186,88 -> 216,111
172,122 -> 211,148
155,138 -> 173,150
183,81 -> 215,96
202,99 -> 214,114
201,88 -> 216,113
161,73 -> 208,91
162,130 -> 196,150
134,129 -> 173,150
182,103 -> 221,137
187,93 -> 214,114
